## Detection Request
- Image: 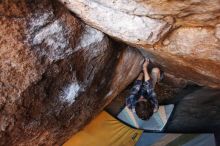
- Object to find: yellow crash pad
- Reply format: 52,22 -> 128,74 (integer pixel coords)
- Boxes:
64,111 -> 143,146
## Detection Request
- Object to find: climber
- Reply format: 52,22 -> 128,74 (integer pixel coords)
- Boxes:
126,58 -> 162,120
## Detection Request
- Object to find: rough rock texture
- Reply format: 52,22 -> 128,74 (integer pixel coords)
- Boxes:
59,0 -> 172,46
60,0 -> 220,88
0,0 -> 144,145
1,0 -> 220,145
166,88 -> 220,133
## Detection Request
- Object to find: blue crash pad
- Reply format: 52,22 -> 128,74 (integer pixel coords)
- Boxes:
117,104 -> 174,131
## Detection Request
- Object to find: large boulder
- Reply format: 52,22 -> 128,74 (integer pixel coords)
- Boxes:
0,0 -> 143,145
60,0 -> 220,88
166,88 -> 220,133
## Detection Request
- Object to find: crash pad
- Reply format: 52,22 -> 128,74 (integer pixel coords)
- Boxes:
63,111 -> 142,146
117,104 -> 174,131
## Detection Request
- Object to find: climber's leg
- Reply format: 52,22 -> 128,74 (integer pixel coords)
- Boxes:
150,67 -> 161,89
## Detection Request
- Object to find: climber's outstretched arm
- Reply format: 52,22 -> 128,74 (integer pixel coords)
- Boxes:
142,58 -> 159,112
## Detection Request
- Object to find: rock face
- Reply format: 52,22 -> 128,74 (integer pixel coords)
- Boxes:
59,0 -> 172,46
0,1 -> 143,145
60,0 -> 220,88
1,0 -> 220,145
166,88 -> 220,133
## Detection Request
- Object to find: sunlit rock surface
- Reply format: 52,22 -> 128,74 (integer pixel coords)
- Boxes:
60,0 -> 220,88
59,0 -> 172,45
0,1 -> 143,145
140,26 -> 220,88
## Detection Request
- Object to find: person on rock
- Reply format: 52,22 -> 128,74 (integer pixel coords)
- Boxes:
126,58 -> 162,120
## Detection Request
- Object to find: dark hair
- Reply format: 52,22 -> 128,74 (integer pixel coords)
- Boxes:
135,100 -> 153,120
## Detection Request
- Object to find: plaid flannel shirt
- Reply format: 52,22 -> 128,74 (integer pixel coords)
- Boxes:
126,80 -> 158,112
